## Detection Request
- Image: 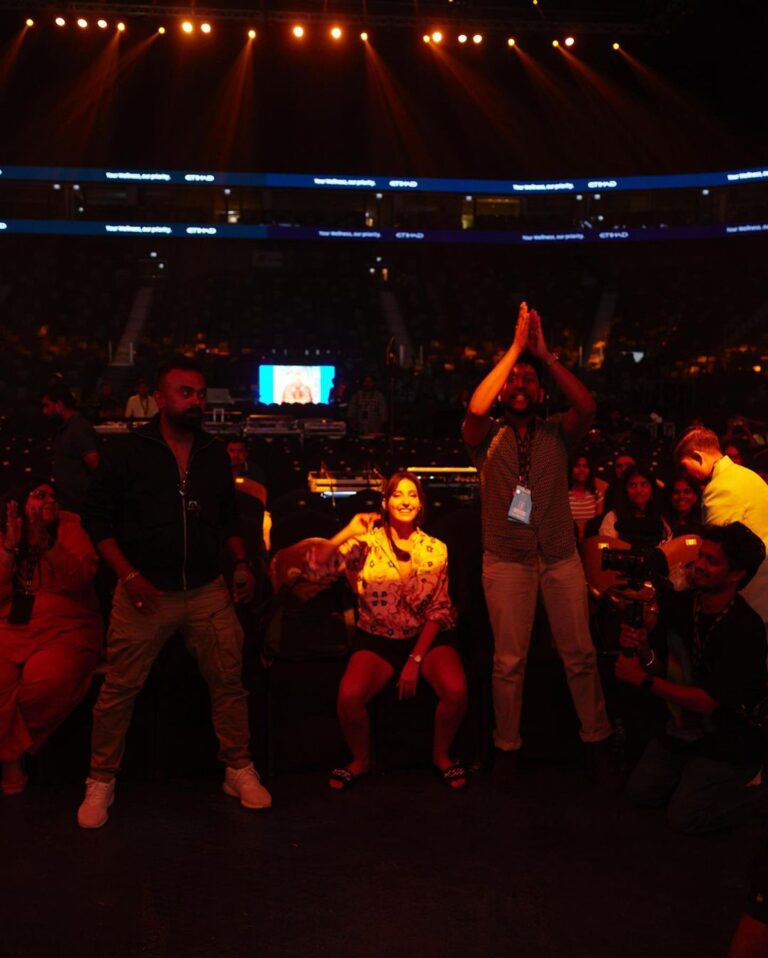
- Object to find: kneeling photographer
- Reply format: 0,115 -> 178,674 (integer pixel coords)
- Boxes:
615,522 -> 767,834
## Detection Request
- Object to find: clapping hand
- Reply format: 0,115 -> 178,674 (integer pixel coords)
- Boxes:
526,309 -> 550,360
2,501 -> 22,552
512,302 -> 530,354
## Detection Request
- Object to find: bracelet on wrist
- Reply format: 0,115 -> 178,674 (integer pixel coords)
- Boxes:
121,569 -> 141,585
642,650 -> 656,670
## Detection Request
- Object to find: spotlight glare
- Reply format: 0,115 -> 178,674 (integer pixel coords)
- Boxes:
458,34 -> 467,43
55,16 -> 65,26
158,26 -> 166,34
612,41 -> 621,50
181,20 -> 194,33
247,28 -> 256,39
423,34 -> 431,43
507,37 -> 516,47
564,36 -> 575,47
472,33 -> 483,44
292,24 -> 305,38
552,39 -> 560,47
116,21 -> 125,31
77,18 -> 88,28
330,26 -> 342,40
200,22 -> 211,34
431,31 -> 443,43
360,31 -> 368,41
25,17 -> 34,26
97,18 -> 107,28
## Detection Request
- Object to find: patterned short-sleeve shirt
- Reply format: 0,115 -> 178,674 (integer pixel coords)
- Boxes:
331,526 -> 457,640
466,416 -> 577,564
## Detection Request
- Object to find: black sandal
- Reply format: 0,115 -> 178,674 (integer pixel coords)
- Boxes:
328,767 -> 366,790
437,762 -> 467,790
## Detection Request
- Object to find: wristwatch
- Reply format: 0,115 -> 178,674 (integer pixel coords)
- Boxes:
409,653 -> 423,666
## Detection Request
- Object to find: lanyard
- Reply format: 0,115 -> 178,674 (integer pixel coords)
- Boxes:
511,419 -> 536,486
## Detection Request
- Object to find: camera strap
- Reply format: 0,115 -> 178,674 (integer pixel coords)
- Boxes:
692,595 -> 734,672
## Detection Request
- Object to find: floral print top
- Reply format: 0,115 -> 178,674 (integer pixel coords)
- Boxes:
313,526 -> 456,640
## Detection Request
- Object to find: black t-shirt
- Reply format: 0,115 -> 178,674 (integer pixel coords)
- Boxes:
658,590 -> 767,765
53,413 -> 99,513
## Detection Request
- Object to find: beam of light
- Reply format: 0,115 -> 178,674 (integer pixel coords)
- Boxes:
182,21 -> 194,34
200,37 -> 256,170
158,26 -> 166,34
363,40 -> 435,171
360,31 -> 368,41
292,25 -> 305,38
507,37 -> 516,47
564,36 -> 575,47
431,31 -> 443,43
77,18 -> 88,28
55,17 -> 65,26
25,18 -> 34,27
612,42 -> 620,51
116,22 -> 125,32
330,26 -> 343,40
0,26 -> 28,90
97,19 -> 108,29
422,35 -> 431,43
200,22 -> 211,34
552,39 -> 559,48
472,34 -> 483,44
458,34 -> 467,44
247,29 -> 256,39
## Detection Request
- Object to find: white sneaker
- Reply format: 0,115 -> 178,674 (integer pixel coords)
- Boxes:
223,764 -> 272,810
77,777 -> 116,829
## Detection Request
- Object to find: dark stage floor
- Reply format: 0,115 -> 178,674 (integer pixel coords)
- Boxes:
2,762 -> 762,958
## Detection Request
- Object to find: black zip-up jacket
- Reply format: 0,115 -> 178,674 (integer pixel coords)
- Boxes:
82,417 -> 240,591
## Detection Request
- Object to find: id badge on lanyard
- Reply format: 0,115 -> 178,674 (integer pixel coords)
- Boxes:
507,421 -> 534,525
507,484 -> 533,525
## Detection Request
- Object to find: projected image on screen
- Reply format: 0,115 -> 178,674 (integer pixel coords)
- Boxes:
258,365 -> 335,405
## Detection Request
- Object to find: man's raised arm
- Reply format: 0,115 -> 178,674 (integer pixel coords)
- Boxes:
462,302 -> 530,448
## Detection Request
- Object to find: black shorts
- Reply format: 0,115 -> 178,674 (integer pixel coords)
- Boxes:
351,628 -> 458,672
745,841 -> 768,925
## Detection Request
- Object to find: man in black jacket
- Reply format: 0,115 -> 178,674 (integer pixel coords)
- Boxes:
77,357 -> 270,828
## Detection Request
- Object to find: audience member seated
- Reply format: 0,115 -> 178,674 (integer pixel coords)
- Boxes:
664,474 -> 702,538
616,522 -> 767,834
346,375 -> 388,435
599,466 -> 671,549
568,453 -> 605,544
0,480 -> 103,795
307,471 -> 468,790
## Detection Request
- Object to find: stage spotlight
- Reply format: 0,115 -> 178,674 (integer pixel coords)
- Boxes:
612,42 -> 621,50
360,31 -> 368,41
507,37 -> 516,47
330,26 -> 342,40
181,20 -> 194,33
247,28 -> 256,39
97,19 -> 107,28
25,17 -> 34,26
116,21 -> 125,31
55,17 -> 65,26
158,26 -> 166,34
472,33 -> 483,44
77,18 -> 88,28
431,31 -> 443,43
423,34 -> 431,43
292,25 -> 305,38
200,22 -> 211,34
552,39 -> 560,47
458,34 -> 467,43
564,36 -> 575,47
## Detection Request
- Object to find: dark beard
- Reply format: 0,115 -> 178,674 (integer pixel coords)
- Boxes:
167,408 -> 204,431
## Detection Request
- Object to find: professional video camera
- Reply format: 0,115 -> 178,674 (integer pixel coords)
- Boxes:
595,546 -> 671,649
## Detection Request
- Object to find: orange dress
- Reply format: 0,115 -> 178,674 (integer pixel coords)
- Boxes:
0,512 -> 103,761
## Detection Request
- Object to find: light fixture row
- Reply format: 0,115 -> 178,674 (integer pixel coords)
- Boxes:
23,18 -> 623,49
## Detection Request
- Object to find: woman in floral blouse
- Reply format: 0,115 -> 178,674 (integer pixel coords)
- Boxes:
310,471 -> 467,790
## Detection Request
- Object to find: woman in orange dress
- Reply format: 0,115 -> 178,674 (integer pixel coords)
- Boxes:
0,480 -> 103,795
